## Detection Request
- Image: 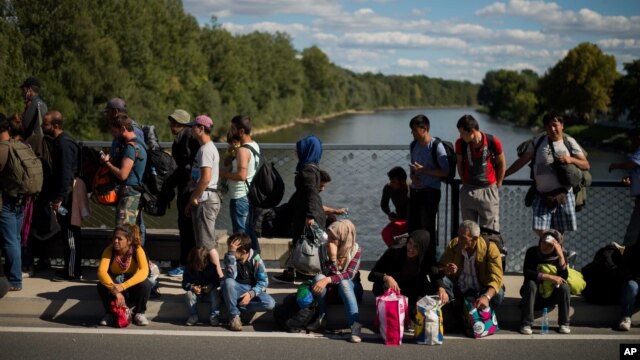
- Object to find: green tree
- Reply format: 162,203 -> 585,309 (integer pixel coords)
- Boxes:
477,69 -> 538,125
538,42 -> 619,121
612,59 -> 640,125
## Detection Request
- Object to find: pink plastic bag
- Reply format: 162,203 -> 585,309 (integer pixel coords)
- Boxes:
375,289 -> 408,346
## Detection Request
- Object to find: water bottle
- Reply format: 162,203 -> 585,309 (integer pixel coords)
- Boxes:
541,307 -> 549,334
151,165 -> 158,176
310,223 -> 328,244
340,208 -> 350,219
57,206 -> 69,216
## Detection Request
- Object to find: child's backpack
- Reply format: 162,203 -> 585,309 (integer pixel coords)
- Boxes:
241,144 -> 285,209
0,139 -> 43,196
410,137 -> 457,183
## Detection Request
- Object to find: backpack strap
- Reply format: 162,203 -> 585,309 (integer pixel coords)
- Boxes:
431,137 -> 443,169
410,140 -> 416,164
529,135 -> 546,180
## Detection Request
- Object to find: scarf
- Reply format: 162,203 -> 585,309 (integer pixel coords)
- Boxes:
295,135 -> 323,172
115,246 -> 134,271
327,219 -> 358,271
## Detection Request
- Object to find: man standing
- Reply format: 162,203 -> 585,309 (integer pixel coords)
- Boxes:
20,77 -> 48,140
408,114 -> 449,261
219,115 -> 260,252
455,115 -> 506,232
505,113 -> 590,236
166,109 -> 200,277
185,115 -> 224,279
609,128 -> 640,246
99,115 -> 147,229
42,111 -> 82,280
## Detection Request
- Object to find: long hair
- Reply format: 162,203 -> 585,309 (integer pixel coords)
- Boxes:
187,246 -> 210,273
113,223 -> 142,248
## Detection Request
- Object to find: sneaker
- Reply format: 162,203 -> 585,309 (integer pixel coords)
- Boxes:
619,317 -> 632,331
404,320 -> 416,336
519,325 -> 533,335
349,322 -> 362,343
99,313 -> 114,326
229,315 -> 243,331
167,267 -> 184,277
209,314 -> 220,326
272,270 -> 295,284
22,269 -> 34,278
558,325 -> 571,334
133,313 -> 149,326
185,314 -> 198,326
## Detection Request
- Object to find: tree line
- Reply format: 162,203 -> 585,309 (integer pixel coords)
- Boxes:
477,42 -> 640,127
0,0 -> 478,141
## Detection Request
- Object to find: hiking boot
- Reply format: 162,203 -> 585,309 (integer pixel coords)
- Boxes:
558,325 -> 571,334
133,313 -> 149,326
99,313 -> 114,326
185,314 -> 198,326
349,322 -> 362,343
229,315 -> 243,331
519,325 -> 533,335
167,267 -> 184,277
272,270 -> 295,284
210,314 -> 220,326
619,317 -> 632,331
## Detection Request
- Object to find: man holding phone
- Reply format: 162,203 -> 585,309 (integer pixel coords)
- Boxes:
408,114 -> 449,262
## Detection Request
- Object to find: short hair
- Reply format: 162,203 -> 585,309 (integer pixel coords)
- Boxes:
0,113 -> 8,133
231,115 -> 252,135
409,114 -> 430,131
113,224 -> 142,248
319,169 -> 332,183
8,114 -> 23,138
458,220 -> 480,237
187,246 -> 210,273
111,114 -> 134,131
45,111 -> 63,128
542,112 -> 563,127
456,114 -> 479,132
387,166 -> 407,181
227,232 -> 252,253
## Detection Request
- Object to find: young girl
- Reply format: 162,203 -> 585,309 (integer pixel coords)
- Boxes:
182,246 -> 221,326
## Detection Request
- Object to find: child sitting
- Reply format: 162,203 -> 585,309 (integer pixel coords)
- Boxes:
182,246 -> 221,326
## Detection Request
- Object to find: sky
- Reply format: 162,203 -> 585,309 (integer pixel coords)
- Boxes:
183,0 -> 640,83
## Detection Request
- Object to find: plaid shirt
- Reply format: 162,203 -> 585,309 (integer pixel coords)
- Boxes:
321,247 -> 362,284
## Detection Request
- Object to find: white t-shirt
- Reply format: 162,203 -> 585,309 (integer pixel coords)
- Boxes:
526,135 -> 583,193
190,141 -> 220,201
229,141 -> 260,200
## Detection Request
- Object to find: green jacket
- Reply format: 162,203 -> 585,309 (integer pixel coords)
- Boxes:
440,236 -> 504,292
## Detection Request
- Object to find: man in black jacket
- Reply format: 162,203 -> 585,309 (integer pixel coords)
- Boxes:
20,77 -> 48,140
43,111 -> 82,281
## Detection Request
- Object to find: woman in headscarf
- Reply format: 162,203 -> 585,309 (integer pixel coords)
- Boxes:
308,219 -> 363,343
369,229 -> 448,333
274,135 -> 326,283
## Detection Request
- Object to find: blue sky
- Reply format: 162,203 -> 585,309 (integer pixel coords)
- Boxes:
183,0 -> 640,83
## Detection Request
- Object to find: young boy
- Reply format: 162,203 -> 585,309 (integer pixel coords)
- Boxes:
380,166 -> 410,246
222,233 -> 275,331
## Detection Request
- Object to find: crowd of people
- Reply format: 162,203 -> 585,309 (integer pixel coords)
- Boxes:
1,77 -> 638,340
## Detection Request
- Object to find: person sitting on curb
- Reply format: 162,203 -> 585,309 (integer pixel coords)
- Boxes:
619,242 -> 640,331
369,229 -> 448,334
439,220 -> 504,329
182,246 -> 221,326
520,229 -> 571,335
222,233 -> 275,331
97,224 -> 152,327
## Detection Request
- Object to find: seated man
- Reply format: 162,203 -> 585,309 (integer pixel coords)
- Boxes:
440,220 -> 504,328
619,242 -> 640,331
520,229 -> 571,335
222,233 -> 275,331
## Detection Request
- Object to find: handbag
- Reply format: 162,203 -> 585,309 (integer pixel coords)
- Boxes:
415,295 -> 443,345
375,288 -> 408,346
290,226 -> 323,275
464,297 -> 499,338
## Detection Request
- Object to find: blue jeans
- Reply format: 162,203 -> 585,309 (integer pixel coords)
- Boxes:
1,197 -> 24,288
222,278 -> 275,317
620,280 -> 639,318
230,196 -> 259,252
313,274 -> 362,327
185,288 -> 221,317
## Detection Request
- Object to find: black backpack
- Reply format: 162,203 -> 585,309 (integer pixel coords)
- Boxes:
242,144 -> 285,209
273,293 -> 317,333
411,137 -> 456,184
581,244 -> 624,305
258,201 -> 293,238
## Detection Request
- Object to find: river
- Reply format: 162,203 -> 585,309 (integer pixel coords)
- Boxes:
254,108 -> 626,181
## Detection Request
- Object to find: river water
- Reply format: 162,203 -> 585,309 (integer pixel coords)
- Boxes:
255,108 -> 625,181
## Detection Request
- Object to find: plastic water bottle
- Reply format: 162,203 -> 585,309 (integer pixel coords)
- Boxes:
541,307 -> 549,334
57,206 -> 68,216
151,165 -> 158,176
310,223 -> 328,244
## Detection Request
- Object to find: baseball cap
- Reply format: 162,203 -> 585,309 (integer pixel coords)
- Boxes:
20,77 -> 40,89
168,109 -> 191,124
102,97 -> 127,113
187,115 -> 213,129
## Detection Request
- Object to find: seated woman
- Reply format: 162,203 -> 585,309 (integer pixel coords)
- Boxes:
97,224 -> 152,326
520,229 -> 571,335
307,219 -> 363,343
369,229 -> 448,332
182,246 -> 221,326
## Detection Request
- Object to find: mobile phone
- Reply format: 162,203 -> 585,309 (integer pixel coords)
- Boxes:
99,150 -> 105,157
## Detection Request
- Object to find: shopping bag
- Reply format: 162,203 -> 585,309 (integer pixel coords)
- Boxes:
415,295 -> 443,345
464,297 -> 499,338
375,288 -> 408,346
110,300 -> 132,328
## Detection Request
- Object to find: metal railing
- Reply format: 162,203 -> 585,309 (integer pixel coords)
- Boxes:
82,142 -> 630,271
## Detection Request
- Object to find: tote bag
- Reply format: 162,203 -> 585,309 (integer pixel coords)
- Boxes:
375,289 -> 408,346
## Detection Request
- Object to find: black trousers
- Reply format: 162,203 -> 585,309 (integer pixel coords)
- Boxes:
97,280 -> 152,314
173,191 -> 196,268
520,279 -> 570,327
408,188 -> 441,263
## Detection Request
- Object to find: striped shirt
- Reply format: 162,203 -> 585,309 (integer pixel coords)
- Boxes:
321,247 -> 362,284
458,250 -> 481,293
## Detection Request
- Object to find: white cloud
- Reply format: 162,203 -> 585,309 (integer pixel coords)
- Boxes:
437,58 -> 485,68
505,62 -> 541,73
467,44 -> 527,56
355,8 -> 375,16
598,38 -> 640,50
342,32 -> 467,49
222,22 -> 308,35
411,8 -> 426,16
312,32 -> 340,44
397,58 -> 430,69
183,0 -> 342,18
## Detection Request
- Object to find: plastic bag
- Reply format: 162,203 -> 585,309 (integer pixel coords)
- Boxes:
415,295 -> 443,345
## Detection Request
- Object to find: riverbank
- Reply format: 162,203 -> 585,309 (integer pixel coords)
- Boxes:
252,109 -> 375,136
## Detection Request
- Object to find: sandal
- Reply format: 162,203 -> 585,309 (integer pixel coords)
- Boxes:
8,286 -> 22,291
